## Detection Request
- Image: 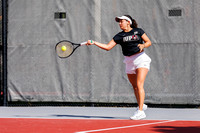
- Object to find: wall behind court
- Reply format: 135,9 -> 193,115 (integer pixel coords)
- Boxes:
7,0 -> 200,104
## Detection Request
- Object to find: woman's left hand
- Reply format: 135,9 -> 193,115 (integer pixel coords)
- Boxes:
137,44 -> 145,52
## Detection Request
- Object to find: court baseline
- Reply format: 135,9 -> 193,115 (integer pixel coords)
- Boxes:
76,120 -> 175,133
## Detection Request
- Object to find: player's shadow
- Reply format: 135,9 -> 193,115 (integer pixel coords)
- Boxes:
153,126 -> 200,133
52,114 -> 127,119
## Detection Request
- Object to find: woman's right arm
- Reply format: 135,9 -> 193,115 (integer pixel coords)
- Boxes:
87,39 -> 117,51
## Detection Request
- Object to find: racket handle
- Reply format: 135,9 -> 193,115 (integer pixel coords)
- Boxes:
80,41 -> 87,46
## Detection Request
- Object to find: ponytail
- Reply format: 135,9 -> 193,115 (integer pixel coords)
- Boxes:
124,15 -> 138,28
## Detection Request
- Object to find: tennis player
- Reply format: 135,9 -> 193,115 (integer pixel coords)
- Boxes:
87,15 -> 151,120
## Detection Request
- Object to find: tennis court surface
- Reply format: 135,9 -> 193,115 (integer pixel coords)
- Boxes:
0,107 -> 200,133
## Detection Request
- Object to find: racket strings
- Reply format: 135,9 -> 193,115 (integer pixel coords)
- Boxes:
56,42 -> 74,58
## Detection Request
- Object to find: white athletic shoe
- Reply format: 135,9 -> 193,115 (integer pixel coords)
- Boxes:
137,104 -> 148,111
130,110 -> 146,120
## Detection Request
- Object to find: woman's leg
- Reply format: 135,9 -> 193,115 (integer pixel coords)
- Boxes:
128,68 -> 149,111
127,74 -> 139,104
136,68 -> 149,110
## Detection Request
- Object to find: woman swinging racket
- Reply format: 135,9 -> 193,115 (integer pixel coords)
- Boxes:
87,15 -> 151,120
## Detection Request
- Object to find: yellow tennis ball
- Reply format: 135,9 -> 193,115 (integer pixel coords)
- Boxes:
61,46 -> 67,51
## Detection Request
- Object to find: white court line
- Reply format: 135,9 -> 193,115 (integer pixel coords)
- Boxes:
76,120 -> 175,133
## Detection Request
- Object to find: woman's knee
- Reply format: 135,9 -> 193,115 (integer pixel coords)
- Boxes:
136,81 -> 144,90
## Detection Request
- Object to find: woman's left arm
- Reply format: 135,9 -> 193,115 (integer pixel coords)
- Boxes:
138,33 -> 152,52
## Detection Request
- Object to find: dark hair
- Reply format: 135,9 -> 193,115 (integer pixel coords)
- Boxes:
124,15 -> 138,28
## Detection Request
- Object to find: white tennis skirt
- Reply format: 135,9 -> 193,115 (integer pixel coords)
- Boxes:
123,51 -> 151,74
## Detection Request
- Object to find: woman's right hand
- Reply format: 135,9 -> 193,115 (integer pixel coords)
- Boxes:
87,40 -> 95,45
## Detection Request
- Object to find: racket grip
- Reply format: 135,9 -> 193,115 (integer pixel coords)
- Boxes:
80,42 -> 87,46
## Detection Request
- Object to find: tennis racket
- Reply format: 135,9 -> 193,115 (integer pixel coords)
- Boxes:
55,40 -> 87,58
